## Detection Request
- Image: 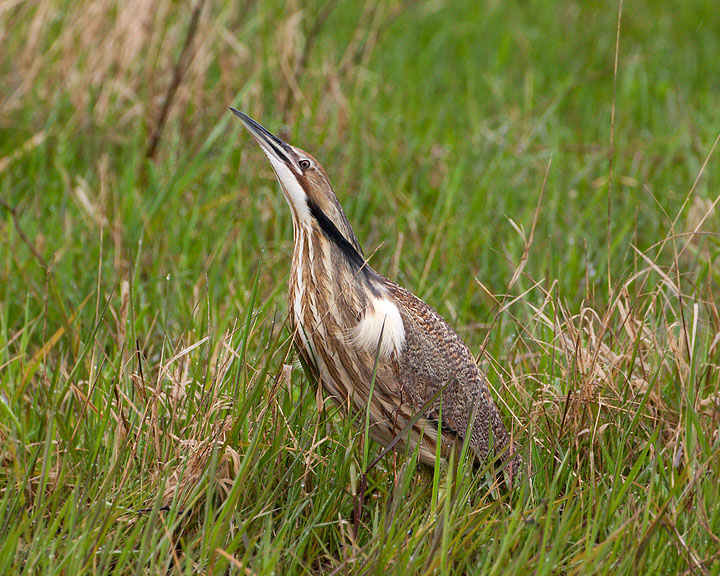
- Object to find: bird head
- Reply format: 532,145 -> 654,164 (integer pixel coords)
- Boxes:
232,109 -> 363,257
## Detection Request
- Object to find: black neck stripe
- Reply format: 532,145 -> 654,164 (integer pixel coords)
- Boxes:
306,199 -> 380,289
307,199 -> 364,268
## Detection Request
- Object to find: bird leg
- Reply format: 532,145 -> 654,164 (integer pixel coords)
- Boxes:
353,469 -> 368,538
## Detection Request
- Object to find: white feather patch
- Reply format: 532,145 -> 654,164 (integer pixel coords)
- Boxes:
266,154 -> 311,223
351,297 -> 405,359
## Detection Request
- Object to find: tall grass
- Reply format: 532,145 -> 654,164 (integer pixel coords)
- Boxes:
1,0 -> 719,573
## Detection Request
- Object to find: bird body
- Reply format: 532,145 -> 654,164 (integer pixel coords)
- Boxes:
233,109 -> 518,471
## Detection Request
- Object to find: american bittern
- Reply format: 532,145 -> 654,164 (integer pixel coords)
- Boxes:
232,109 -> 520,475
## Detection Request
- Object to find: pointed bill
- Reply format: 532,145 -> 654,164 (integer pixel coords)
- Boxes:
230,108 -> 294,167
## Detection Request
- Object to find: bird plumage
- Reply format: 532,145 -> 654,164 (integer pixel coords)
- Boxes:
232,109 -> 519,473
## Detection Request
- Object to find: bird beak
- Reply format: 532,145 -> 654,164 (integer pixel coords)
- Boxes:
230,108 -> 293,168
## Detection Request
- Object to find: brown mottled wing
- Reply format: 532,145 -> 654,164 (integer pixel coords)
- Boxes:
386,282 -> 513,463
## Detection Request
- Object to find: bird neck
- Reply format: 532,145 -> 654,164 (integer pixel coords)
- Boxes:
289,221 -> 405,362
292,219 -> 383,299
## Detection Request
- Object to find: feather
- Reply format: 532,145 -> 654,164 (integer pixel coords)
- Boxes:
350,296 -> 406,359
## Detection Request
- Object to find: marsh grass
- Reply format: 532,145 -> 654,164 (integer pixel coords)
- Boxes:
1,0 -> 720,573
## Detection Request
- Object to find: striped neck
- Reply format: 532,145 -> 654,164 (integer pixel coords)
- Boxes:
289,222 -> 405,360
290,197 -> 382,294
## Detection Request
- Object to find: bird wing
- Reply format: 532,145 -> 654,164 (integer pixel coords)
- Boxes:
386,282 -> 513,462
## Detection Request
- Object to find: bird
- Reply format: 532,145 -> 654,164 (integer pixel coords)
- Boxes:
231,109 -> 521,478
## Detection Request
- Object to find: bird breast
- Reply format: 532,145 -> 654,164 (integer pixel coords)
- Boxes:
290,225 -> 405,360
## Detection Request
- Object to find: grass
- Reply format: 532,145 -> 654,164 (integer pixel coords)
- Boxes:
1,0 -> 720,573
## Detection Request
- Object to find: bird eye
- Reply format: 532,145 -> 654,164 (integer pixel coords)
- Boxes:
298,159 -> 311,170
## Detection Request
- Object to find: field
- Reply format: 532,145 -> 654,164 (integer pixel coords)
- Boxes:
1,0 -> 719,573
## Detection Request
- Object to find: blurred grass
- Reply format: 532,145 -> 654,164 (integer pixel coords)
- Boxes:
1,0 -> 720,574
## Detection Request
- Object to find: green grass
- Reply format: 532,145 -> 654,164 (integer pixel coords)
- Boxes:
1,0 -> 720,573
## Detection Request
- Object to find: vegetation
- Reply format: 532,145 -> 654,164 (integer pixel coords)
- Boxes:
1,0 -> 719,573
